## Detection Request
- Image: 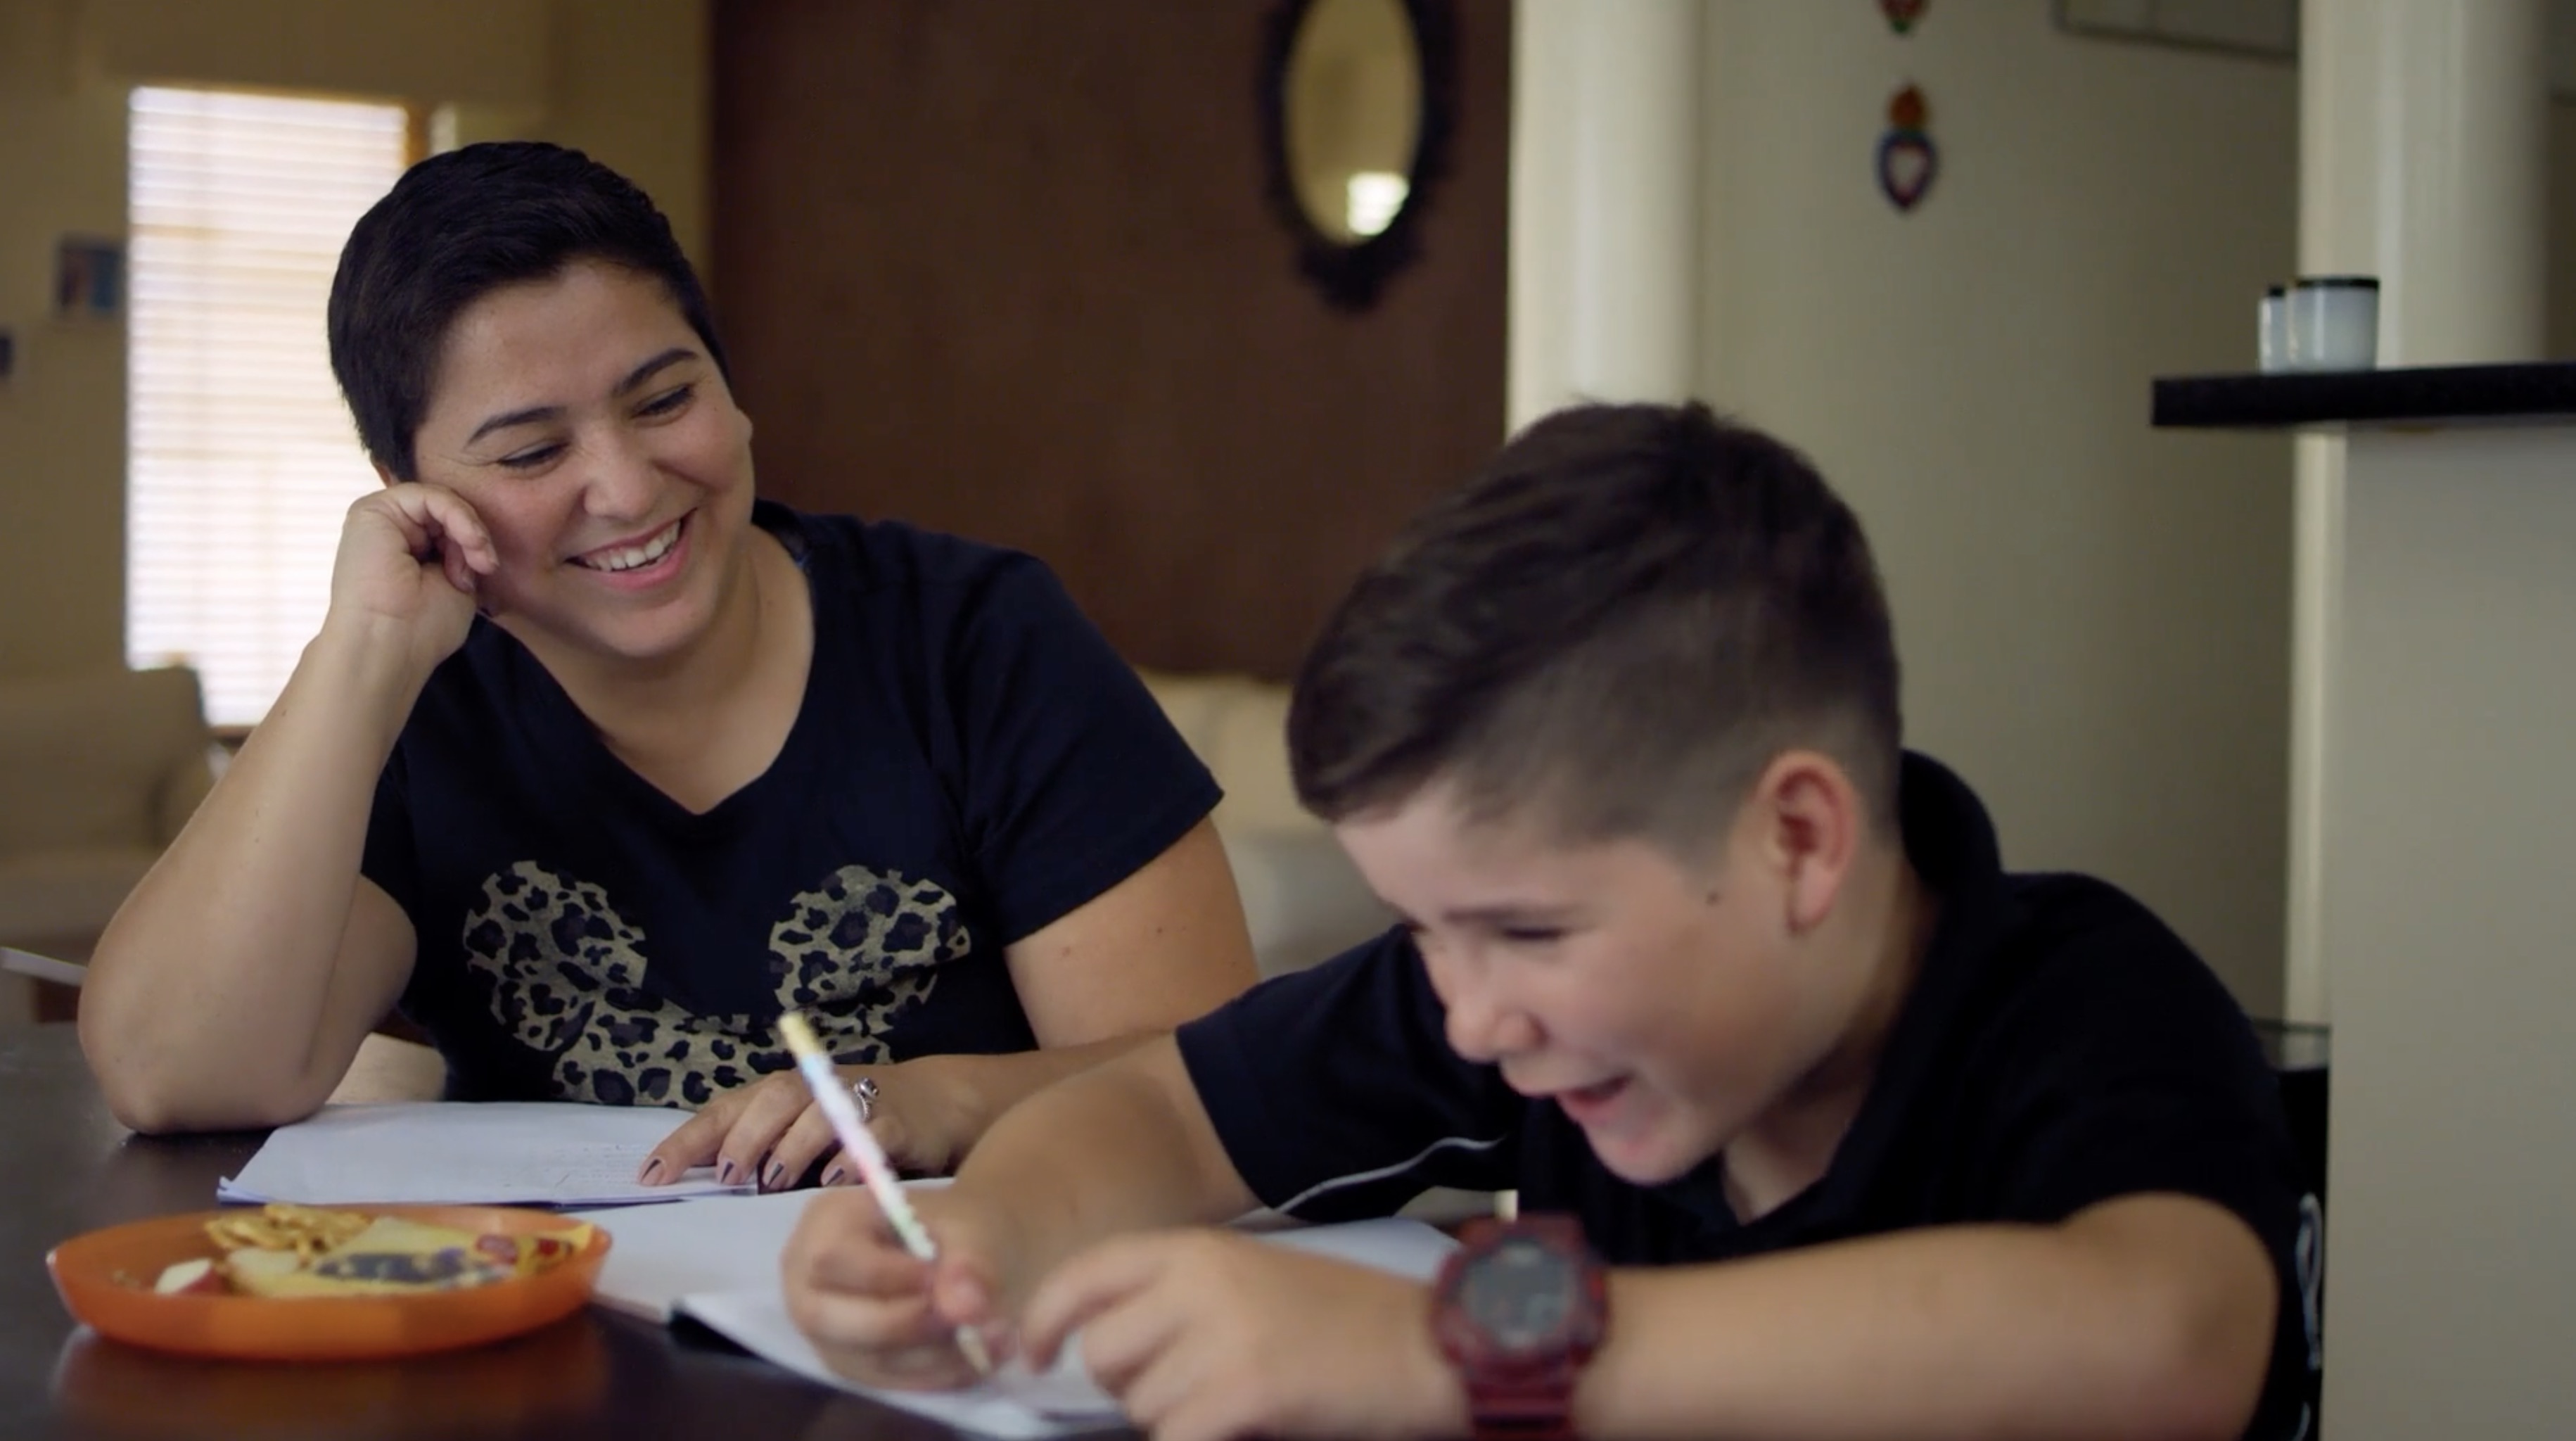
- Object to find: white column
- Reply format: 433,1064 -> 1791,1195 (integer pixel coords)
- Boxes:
2316,423 -> 2576,1438
2283,0 -> 2546,1025
2300,0 -> 2546,366
1507,0 -> 1703,431
2280,435 -> 2340,1027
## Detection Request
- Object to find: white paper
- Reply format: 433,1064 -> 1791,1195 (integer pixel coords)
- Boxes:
1260,1214 -> 1460,1281
679,1288 -> 1124,1437
217,1101 -> 751,1207
569,1179 -> 959,1320
573,1189 -> 823,1321
0,947 -> 87,988
627,1205 -> 1456,1439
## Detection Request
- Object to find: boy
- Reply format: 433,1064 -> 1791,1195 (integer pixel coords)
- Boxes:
782,403 -> 2315,1440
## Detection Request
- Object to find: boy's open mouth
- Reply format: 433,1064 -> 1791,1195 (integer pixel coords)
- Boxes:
1555,1076 -> 1632,1122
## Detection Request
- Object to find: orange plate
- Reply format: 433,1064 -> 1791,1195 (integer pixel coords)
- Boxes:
47,1205 -> 612,1361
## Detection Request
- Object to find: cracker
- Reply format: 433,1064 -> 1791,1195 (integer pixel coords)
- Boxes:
203,1203 -> 373,1262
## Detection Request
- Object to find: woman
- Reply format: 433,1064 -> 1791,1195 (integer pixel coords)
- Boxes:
80,142 -> 1258,1191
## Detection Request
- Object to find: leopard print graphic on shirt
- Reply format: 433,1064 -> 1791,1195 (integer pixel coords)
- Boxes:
458,861 -> 970,1107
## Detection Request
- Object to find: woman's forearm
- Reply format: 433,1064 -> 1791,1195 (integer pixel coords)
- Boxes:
883,1034 -> 1154,1163
82,617 -> 431,1129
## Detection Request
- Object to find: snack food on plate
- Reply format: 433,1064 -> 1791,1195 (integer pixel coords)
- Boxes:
148,1205 -> 594,1298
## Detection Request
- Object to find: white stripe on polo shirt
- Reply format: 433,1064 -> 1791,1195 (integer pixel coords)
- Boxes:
1273,1131 -> 1511,1216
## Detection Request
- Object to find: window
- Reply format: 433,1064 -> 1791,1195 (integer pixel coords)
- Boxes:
126,87 -> 410,728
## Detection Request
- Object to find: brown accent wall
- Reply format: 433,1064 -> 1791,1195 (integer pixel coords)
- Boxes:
711,0 -> 1508,679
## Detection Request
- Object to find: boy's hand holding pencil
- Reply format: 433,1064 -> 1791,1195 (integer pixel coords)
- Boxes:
782,1181 -> 1026,1391
774,1010 -> 1005,1383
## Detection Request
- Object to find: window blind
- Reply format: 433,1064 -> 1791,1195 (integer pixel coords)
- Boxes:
126,87 -> 408,728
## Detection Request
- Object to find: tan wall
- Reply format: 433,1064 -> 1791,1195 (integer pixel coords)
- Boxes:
543,0 -> 708,269
78,0 -> 551,108
0,0 -> 130,679
1697,6 -> 2304,1012
0,0 -> 706,683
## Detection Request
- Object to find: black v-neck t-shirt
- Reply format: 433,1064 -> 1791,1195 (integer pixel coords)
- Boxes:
1177,753 -> 2318,1440
365,502 -> 1218,1110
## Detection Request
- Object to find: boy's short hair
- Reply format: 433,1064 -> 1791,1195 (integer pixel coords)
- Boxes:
326,141 -> 727,482
1288,401 -> 1904,851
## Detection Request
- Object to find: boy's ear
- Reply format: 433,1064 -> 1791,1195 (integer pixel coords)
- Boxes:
1748,750 -> 1862,934
372,459 -> 400,489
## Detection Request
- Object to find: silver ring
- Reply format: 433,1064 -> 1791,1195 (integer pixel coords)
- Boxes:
850,1075 -> 879,1125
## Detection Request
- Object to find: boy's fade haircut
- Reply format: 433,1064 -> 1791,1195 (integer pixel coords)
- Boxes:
326,140 -> 728,483
1287,401 -> 1904,853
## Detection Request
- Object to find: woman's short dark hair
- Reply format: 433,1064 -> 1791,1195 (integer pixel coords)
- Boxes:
1288,401 -> 1904,851
326,141 -> 727,481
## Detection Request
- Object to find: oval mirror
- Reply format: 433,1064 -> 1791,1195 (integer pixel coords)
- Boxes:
1285,0 -> 1423,245
1260,0 -> 1455,310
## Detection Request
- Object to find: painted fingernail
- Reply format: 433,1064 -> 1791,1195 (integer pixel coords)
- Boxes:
821,1166 -> 846,1187
717,1160 -> 737,1186
636,1158 -> 663,1185
764,1161 -> 786,1191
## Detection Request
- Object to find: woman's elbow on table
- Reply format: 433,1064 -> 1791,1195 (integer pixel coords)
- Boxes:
79,1024 -> 330,1136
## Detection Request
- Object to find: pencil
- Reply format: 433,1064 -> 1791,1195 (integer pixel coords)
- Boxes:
774,1010 -> 994,1376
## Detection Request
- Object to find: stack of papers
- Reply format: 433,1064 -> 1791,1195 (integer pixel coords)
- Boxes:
217,1102 -> 749,1207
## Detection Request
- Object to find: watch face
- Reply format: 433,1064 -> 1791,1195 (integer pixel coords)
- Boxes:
1459,1236 -> 1579,1355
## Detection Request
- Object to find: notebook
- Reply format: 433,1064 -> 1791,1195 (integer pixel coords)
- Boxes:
569,1190 -> 1458,1438
218,1101 -> 751,1207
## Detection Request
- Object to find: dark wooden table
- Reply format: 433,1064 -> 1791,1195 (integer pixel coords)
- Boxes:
1,1024 -> 988,1441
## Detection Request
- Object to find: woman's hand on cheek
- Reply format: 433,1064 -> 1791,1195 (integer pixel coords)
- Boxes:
326,483 -> 500,671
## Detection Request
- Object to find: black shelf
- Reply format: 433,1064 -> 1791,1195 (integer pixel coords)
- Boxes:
2153,361 -> 2576,429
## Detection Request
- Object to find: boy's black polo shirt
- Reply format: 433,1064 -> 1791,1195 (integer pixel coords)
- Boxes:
1176,752 -> 2319,1441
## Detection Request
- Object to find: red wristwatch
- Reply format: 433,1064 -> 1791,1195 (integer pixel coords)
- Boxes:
1430,1214 -> 1609,1441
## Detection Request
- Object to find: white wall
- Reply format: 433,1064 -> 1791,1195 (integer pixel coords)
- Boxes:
1697,4 -> 2300,1012
0,0 -> 706,685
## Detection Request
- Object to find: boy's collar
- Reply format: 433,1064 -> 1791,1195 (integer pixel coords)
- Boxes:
1894,751 -> 2006,905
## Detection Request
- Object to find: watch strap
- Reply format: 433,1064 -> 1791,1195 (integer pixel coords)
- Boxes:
1435,1216 -> 1606,1441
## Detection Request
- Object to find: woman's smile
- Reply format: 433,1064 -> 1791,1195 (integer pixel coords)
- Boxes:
566,512 -> 694,591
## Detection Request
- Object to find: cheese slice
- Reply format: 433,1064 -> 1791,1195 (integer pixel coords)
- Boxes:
221,1216 -> 583,1298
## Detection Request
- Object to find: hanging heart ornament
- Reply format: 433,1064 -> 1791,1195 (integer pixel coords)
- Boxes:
1877,132 -> 1936,210
1876,84 -> 1938,212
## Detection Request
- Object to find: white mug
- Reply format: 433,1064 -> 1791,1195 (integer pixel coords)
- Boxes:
2258,285 -> 2290,373
2286,277 -> 2378,372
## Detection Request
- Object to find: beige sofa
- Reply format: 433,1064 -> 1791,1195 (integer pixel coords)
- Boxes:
1136,669 -> 1392,977
0,666 -> 217,1016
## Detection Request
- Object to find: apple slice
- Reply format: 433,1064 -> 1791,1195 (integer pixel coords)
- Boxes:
151,1257 -> 224,1295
